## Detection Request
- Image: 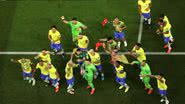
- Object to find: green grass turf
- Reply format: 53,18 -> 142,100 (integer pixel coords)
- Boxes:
0,0 -> 185,104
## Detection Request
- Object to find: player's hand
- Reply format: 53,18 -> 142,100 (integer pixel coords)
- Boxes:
156,29 -> 161,35
10,58 -> 14,62
61,16 -> 65,20
76,28 -> 81,31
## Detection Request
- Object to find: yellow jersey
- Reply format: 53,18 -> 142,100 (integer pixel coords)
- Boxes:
88,52 -> 101,66
48,65 -> 57,79
38,52 -> 51,63
163,23 -> 171,37
36,63 -> 48,75
48,30 -> 61,44
65,63 -> 78,80
132,47 -> 146,62
115,65 -> 126,78
138,0 -> 151,13
156,77 -> 168,90
164,16 -> 171,28
77,35 -> 89,49
18,59 -> 32,73
113,21 -> 125,32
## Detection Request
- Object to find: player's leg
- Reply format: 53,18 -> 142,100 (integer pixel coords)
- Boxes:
142,13 -> 151,25
120,31 -> 127,47
142,77 -> 153,94
114,32 -> 120,49
40,74 -> 49,83
66,77 -> 75,94
86,76 -> 95,95
116,76 -> 130,92
22,72 -> 29,81
163,37 -> 172,53
50,43 -> 55,52
26,72 -> 36,86
159,89 -> 169,104
96,65 -> 104,80
50,78 -> 60,93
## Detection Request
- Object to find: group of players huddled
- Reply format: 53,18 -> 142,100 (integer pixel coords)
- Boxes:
11,0 -> 172,104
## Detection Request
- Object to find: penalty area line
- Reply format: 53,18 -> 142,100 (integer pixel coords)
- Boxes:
137,15 -> 144,43
1,51 -> 185,55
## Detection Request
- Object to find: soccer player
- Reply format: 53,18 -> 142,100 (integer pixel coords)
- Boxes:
77,35 -> 89,51
130,43 -> 146,63
130,61 -> 153,95
138,0 -> 152,25
81,58 -> 97,95
34,49 -> 52,64
61,16 -> 87,42
48,26 -> 63,53
99,37 -> 117,53
156,19 -> 174,53
113,17 -> 128,48
46,63 -> 60,93
88,49 -> 104,80
34,61 -> 49,83
114,61 -> 130,92
11,58 -> 36,86
65,60 -> 78,94
141,73 -> 169,104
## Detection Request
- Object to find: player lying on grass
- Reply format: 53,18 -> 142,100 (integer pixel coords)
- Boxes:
99,37 -> 118,53
156,16 -> 174,53
113,17 -> 128,48
61,16 -> 87,42
130,61 -> 153,95
71,48 -> 88,73
77,35 -> 89,51
11,58 -> 36,86
140,73 -> 169,104
46,63 -> 60,93
114,61 -> 130,92
34,49 -> 53,64
65,60 -> 78,95
34,61 -> 49,84
138,0 -> 152,25
88,49 -> 104,80
130,43 -> 146,63
81,58 -> 97,95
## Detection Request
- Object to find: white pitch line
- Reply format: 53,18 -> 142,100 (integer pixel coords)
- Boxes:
1,51 -> 185,55
137,16 -> 144,43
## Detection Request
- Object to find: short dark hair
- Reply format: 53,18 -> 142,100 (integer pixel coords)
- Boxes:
42,48 -> 47,51
159,19 -> 164,23
72,17 -> 77,21
159,73 -> 164,77
76,48 -> 81,52
107,37 -> 113,41
115,61 -> 121,64
159,14 -> 165,18
136,43 -> 142,47
51,25 -> 57,29
85,56 -> 91,62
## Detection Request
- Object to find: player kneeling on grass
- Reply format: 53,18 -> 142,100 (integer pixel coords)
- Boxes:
34,61 -> 49,84
65,60 -> 78,94
46,63 -> 60,93
77,35 -> 89,51
141,73 -> 169,104
88,49 -> 104,80
114,61 -> 130,93
11,58 -> 36,86
81,58 -> 97,95
138,0 -> 152,25
156,19 -> 174,53
48,26 -> 64,55
113,17 -> 128,48
35,49 -> 52,64
130,61 -> 153,95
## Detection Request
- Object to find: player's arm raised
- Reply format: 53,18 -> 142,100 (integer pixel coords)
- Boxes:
61,16 -> 69,24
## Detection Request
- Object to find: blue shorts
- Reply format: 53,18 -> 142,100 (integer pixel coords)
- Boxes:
114,31 -> 125,40
49,78 -> 58,85
50,43 -> 62,51
78,61 -> 83,66
163,36 -> 170,44
40,74 -> 49,80
95,64 -> 102,72
116,76 -> 126,85
66,77 -> 75,85
142,13 -> 151,19
78,47 -> 87,51
158,89 -> 167,96
22,72 -> 32,77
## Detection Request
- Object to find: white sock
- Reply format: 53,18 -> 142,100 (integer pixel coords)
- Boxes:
167,42 -> 171,49
124,41 -> 127,47
117,41 -> 121,48
148,18 -> 151,24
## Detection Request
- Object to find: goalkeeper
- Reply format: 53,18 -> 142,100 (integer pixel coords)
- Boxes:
81,58 -> 97,95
